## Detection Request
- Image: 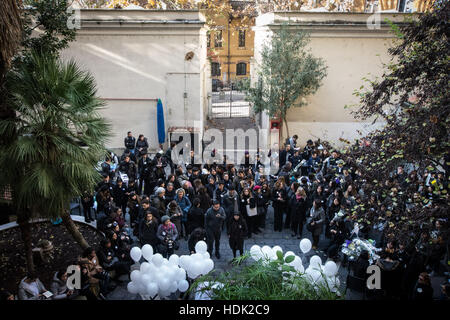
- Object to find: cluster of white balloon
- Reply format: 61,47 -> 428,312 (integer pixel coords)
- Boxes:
127,241 -> 214,299
249,238 -> 340,293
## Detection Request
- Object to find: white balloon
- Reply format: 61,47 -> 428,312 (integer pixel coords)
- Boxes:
250,244 -> 261,253
202,252 -> 210,259
141,244 -> 154,261
179,255 -> 190,269
158,288 -> 171,299
175,267 -> 186,281
127,281 -> 139,294
284,251 -> 296,259
299,238 -> 312,254
192,253 -> 204,261
152,253 -> 164,267
140,274 -> 151,285
165,267 -> 177,282
158,277 -> 171,291
309,255 -> 322,269
183,256 -> 193,271
169,254 -> 180,266
295,264 -> 305,273
201,259 -> 214,275
272,245 -> 283,255
169,281 -> 178,293
162,258 -> 170,266
138,283 -> 148,295
177,280 -> 189,292
261,245 -> 272,258
140,262 -> 151,274
324,261 -> 338,277
305,268 -> 321,283
288,256 -> 302,269
146,282 -> 158,296
130,270 -> 141,283
190,260 -> 202,277
195,241 -> 208,254
130,247 -> 142,262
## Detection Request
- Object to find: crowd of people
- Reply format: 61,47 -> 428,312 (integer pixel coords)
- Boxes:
3,131 -> 448,300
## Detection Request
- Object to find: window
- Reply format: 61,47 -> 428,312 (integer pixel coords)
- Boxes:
214,30 -> 222,48
211,62 -> 221,76
236,62 -> 247,76
207,32 -> 211,48
238,30 -> 246,47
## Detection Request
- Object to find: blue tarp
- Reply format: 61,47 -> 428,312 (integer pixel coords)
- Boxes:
157,98 -> 165,145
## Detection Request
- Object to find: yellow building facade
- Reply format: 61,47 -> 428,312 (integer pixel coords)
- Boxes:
205,3 -> 255,86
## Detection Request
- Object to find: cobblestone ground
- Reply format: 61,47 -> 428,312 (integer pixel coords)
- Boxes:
106,205 -> 360,300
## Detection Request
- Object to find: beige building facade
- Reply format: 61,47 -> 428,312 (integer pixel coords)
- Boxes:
253,12 -> 419,147
61,9 -> 209,150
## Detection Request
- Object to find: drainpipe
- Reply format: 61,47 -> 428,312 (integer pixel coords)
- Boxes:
228,15 -> 231,87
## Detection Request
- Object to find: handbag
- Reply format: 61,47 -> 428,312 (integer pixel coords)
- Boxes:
246,205 -> 257,217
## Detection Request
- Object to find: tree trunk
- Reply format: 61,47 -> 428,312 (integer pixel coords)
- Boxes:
18,218 -> 34,274
61,210 -> 89,250
283,115 -> 290,139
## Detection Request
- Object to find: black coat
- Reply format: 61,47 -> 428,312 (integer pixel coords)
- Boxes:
222,192 -> 240,216
124,136 -> 136,150
227,215 -> 248,249
113,184 -> 128,206
272,187 -> 288,209
290,197 -> 307,223
187,206 -> 204,232
139,219 -> 159,248
135,138 -> 149,156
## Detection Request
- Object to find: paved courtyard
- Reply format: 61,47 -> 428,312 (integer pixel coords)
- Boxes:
106,205 -> 355,300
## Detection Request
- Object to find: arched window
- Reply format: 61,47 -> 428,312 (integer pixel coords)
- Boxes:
236,62 -> 247,76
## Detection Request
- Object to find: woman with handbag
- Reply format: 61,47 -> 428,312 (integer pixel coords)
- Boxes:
271,179 -> 288,232
307,199 -> 326,250
239,187 -> 258,238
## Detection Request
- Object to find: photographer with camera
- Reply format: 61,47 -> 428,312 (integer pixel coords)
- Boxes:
156,215 -> 179,258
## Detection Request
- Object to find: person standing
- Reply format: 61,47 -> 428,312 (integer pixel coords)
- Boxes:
156,216 -> 179,258
291,187 -> 307,238
227,213 -> 248,259
307,199 -> 326,249
204,200 -> 226,259
139,211 -> 159,251
135,134 -> 149,159
187,198 -> 204,234
81,191 -> 94,223
124,131 -> 136,155
175,188 -> 192,239
239,187 -> 257,238
272,179 -> 288,232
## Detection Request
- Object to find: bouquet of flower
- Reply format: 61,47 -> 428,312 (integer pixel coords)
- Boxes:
341,238 -> 381,264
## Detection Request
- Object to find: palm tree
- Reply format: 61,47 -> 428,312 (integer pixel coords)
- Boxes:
0,0 -> 22,124
0,51 -> 111,272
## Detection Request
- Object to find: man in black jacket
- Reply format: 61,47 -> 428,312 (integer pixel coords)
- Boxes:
119,155 -> 137,181
204,200 -> 226,259
124,131 -> 136,155
112,178 -> 128,214
222,187 -> 240,231
138,153 -> 151,195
